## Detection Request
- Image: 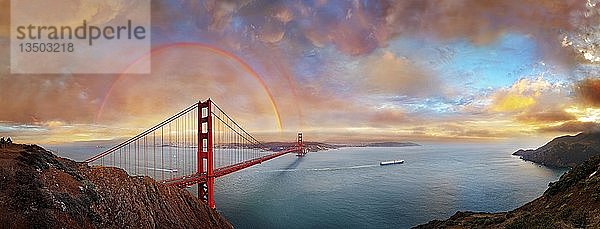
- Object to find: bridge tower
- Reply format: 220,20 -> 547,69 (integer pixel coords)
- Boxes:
296,132 -> 306,157
198,99 -> 215,209
85,98 -> 308,210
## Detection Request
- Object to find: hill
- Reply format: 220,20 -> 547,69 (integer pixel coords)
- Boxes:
262,141 -> 341,152
362,142 -> 420,147
0,144 -> 231,228
415,155 -> 600,228
513,132 -> 600,168
261,141 -> 420,152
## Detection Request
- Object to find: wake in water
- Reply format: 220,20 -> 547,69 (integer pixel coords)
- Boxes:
259,164 -> 379,173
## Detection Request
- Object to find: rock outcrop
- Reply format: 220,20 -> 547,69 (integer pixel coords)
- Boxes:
513,132 -> 600,168
0,144 -> 232,228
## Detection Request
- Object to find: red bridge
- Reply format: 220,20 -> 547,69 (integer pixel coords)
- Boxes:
85,99 -> 306,209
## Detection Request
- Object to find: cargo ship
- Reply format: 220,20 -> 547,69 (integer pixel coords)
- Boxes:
380,160 -> 404,166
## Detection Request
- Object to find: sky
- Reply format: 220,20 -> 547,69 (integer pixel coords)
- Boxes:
0,0 -> 600,144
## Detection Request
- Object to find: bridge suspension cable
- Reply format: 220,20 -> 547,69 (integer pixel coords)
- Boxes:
85,99 -> 304,209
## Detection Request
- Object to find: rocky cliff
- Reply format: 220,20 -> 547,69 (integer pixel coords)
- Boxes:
513,132 -> 600,168
415,155 -> 600,228
0,144 -> 232,228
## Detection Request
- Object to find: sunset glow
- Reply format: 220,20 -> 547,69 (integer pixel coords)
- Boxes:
1,0 -> 599,144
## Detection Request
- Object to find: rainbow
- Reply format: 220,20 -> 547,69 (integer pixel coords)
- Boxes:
95,42 -> 283,131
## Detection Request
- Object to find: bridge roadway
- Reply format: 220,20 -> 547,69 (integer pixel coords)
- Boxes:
162,147 -> 299,187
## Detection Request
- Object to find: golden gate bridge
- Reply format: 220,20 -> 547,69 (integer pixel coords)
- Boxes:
85,99 -> 307,209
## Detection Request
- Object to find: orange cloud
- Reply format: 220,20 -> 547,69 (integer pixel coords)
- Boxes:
538,121 -> 600,133
490,78 -> 557,112
1,0 -> 599,144
486,77 -> 593,134
97,45 -> 282,131
367,109 -> 408,128
481,77 -> 600,135
492,95 -> 536,112
0,74 -> 113,124
363,51 -> 442,97
516,110 -> 576,123
575,78 -> 600,107
0,0 -> 7,37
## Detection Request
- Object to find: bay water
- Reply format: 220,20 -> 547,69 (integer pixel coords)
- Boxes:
49,142 -> 567,228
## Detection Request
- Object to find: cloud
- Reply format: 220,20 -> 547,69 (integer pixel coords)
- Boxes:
487,77 -> 600,135
0,74 -> 111,124
96,45 -> 285,131
575,77 -> 600,107
2,0 -> 599,143
490,78 -> 563,112
168,0 -> 598,66
516,110 -> 576,123
363,51 -> 442,97
0,43 -> 290,133
492,94 -> 536,112
483,77 -> 600,134
367,108 -> 408,127
425,123 -> 514,139
538,121 -> 600,133
0,0 -> 7,37
205,0 -> 238,32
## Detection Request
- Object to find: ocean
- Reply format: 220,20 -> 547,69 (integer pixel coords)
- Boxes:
49,142 -> 567,228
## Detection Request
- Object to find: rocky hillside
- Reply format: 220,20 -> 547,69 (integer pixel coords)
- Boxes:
415,155 -> 600,228
513,132 -> 600,168
0,144 -> 232,228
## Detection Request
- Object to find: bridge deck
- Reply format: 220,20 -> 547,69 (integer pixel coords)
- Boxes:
85,99 -> 305,208
162,147 -> 298,187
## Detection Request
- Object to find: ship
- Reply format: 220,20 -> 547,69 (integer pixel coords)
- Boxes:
380,160 -> 404,166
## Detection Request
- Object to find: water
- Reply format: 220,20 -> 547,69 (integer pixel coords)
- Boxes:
49,142 -> 567,228
212,144 -> 566,228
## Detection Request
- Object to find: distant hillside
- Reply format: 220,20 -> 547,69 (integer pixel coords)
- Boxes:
415,155 -> 600,228
262,141 -> 341,152
262,141 -> 420,152
513,132 -> 600,168
0,144 -> 231,228
361,142 -> 420,147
